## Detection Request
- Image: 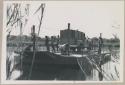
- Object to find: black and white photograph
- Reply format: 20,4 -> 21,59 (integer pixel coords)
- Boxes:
1,0 -> 124,83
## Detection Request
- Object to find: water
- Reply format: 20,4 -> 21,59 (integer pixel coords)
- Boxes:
7,46 -> 120,81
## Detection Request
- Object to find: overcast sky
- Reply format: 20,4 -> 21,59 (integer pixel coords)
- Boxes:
4,1 -> 124,39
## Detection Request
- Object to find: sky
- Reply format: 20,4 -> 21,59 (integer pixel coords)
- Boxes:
4,1 -> 124,39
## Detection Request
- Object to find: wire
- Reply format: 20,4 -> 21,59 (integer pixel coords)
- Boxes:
27,4 -> 45,79
76,57 -> 87,78
85,54 -> 114,80
28,46 -> 36,80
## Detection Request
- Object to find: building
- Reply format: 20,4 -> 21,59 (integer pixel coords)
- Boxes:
60,23 -> 86,45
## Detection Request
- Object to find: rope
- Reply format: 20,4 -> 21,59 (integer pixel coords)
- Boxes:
85,54 -> 114,80
76,57 -> 87,78
6,21 -> 24,79
6,4 -> 45,79
76,53 -> 113,81
27,4 -> 45,79
38,4 -> 45,36
28,46 -> 36,80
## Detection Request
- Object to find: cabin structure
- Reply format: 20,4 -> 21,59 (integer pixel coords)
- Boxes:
60,23 -> 86,45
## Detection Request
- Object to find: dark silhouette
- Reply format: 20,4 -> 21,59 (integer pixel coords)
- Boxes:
65,43 -> 70,55
51,36 -> 55,53
56,35 -> 60,52
98,33 -> 103,54
98,33 -> 104,81
31,25 -> 36,51
98,64 -> 103,81
45,36 -> 50,51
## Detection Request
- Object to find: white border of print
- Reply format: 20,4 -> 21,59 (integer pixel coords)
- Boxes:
1,0 -> 124,84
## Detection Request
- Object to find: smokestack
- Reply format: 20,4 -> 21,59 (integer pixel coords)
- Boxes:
100,33 -> 102,38
31,25 -> 35,34
68,23 -> 70,30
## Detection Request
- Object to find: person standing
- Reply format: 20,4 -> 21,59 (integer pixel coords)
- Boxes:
98,33 -> 103,54
56,35 -> 60,52
45,36 -> 50,52
51,36 -> 55,53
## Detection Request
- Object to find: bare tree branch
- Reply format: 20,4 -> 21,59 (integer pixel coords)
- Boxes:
7,4 -> 18,26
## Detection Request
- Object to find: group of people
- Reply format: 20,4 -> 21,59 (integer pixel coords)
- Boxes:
45,33 -> 103,55
45,35 -> 60,53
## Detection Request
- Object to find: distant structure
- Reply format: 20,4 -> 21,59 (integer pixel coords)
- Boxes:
60,23 -> 86,45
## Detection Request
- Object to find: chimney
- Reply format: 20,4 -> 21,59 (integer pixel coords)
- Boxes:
68,23 -> 70,30
31,25 -> 35,34
100,33 -> 102,38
